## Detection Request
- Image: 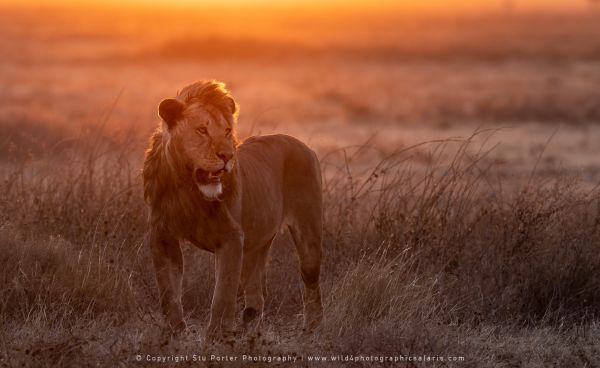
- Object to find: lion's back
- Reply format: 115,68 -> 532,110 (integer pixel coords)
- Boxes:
239,134 -> 320,184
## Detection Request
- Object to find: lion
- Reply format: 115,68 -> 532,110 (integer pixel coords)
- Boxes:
142,80 -> 323,338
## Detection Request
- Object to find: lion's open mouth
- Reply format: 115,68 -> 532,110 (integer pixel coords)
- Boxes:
193,168 -> 225,201
194,168 -> 225,184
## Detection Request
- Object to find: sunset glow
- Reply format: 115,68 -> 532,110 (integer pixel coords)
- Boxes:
2,0 -> 591,12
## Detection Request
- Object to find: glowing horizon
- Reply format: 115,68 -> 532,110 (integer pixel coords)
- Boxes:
1,0 -> 591,12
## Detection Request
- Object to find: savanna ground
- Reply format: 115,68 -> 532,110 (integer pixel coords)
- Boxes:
1,4 -> 600,367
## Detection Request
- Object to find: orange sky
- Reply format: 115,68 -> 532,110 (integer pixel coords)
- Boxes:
2,0 -> 591,12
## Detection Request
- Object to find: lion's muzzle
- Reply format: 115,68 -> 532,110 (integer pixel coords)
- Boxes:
194,168 -> 226,201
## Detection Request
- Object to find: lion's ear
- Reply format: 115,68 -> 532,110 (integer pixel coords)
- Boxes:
227,96 -> 239,117
158,99 -> 185,128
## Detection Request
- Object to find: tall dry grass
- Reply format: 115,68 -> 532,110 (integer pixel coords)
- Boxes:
0,127 -> 599,366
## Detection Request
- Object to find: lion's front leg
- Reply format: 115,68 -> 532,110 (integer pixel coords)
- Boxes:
206,235 -> 244,339
150,230 -> 186,333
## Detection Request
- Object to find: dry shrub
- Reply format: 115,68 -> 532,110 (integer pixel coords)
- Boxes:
323,246 -> 441,333
0,225 -> 136,326
0,127 -> 599,366
320,130 -> 600,339
0,127 -> 151,330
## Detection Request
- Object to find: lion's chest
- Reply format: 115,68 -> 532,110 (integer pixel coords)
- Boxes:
159,197 -> 240,253
187,221 -> 226,253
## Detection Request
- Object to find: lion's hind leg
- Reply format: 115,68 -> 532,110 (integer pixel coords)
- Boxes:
287,217 -> 323,332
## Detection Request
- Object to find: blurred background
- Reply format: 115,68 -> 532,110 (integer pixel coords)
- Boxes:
1,0 -> 600,174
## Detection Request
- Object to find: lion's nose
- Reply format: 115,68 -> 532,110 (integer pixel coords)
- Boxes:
217,151 -> 233,164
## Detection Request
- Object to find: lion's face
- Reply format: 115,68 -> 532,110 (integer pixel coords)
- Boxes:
159,98 -> 237,201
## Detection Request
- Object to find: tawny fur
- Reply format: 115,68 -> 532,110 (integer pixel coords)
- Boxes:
143,80 -> 323,338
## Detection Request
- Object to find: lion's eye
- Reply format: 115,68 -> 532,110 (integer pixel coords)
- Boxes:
225,128 -> 232,137
195,127 -> 208,136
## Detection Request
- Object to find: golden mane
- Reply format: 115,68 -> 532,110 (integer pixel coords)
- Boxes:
178,80 -> 239,126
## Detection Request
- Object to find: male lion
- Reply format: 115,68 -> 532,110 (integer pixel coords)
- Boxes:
143,80 -> 323,338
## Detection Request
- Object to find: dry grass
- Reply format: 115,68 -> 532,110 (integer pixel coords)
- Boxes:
0,127 -> 599,367
2,5 -> 600,367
